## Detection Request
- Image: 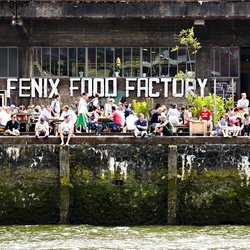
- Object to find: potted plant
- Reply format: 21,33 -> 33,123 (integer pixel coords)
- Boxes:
115,57 -> 121,77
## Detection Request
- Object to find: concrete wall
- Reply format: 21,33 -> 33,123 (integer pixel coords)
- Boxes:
0,137 -> 249,225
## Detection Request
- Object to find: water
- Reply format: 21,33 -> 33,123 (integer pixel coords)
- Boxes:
0,225 -> 249,250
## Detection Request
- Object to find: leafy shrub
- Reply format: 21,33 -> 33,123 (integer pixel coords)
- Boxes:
132,100 -> 148,117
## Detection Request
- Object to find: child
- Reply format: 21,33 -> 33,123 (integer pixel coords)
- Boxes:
216,115 -> 228,137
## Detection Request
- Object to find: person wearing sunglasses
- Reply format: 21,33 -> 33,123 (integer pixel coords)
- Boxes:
4,114 -> 20,136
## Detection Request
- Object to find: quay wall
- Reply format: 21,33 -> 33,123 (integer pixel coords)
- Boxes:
0,136 -> 249,225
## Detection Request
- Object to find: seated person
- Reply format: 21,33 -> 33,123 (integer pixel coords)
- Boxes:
167,103 -> 180,126
60,115 -> 74,146
125,111 -> 138,132
233,117 -> 244,137
199,106 -> 213,134
133,113 -> 148,138
154,114 -> 173,136
5,114 -> 20,136
107,106 -> 123,132
216,115 -> 228,137
35,117 -> 49,139
150,107 -> 163,130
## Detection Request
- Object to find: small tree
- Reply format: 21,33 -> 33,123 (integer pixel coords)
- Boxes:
172,27 -> 202,79
132,100 -> 148,117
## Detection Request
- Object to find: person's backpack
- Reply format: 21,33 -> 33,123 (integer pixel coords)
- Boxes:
87,99 -> 94,112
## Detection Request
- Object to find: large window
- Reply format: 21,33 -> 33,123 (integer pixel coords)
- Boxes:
211,47 -> 239,78
0,47 -> 18,77
32,47 -> 195,78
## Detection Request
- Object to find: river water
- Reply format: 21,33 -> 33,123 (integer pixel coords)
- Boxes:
0,225 -> 249,250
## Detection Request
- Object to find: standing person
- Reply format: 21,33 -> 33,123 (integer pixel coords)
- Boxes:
50,94 -> 61,117
4,114 -> 20,136
35,117 -> 49,139
199,106 -> 213,135
76,93 -> 89,132
237,92 -> 249,113
92,93 -> 100,109
133,113 -> 148,138
60,115 -> 74,146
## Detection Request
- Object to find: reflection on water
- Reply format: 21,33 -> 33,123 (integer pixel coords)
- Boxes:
0,225 -> 249,250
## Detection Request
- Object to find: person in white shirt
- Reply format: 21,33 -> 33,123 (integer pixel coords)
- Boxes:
35,117 -> 49,139
50,94 -> 61,117
0,106 -> 9,127
125,111 -> 138,132
60,105 -> 77,124
76,92 -> 89,132
60,115 -> 74,146
167,104 -> 181,126
237,92 -> 249,113
92,93 -> 100,109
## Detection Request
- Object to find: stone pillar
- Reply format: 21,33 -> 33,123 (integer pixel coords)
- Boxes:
167,145 -> 178,224
59,146 -> 70,224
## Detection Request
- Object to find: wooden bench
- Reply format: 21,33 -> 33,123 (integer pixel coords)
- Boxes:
173,125 -> 189,136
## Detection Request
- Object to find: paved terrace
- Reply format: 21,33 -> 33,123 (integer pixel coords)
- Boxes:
0,135 -> 249,145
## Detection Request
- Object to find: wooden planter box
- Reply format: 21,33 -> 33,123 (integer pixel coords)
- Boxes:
189,121 -> 207,136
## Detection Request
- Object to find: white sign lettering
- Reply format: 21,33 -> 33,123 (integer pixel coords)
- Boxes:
6,77 -> 208,99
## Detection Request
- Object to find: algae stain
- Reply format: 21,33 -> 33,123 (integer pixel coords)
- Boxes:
181,154 -> 195,181
237,156 -> 250,186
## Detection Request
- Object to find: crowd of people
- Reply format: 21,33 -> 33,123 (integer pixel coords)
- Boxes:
0,92 -> 249,145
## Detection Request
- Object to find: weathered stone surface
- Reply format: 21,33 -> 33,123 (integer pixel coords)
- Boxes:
0,145 -> 60,224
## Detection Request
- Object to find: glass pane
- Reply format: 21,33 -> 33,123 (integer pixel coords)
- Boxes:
78,48 -> 85,77
221,47 -> 230,77
169,48 -> 177,77
143,48 -> 151,77
115,48 -> 122,77
59,48 -> 68,76
132,48 -> 140,77
105,48 -> 114,77
97,48 -> 105,77
9,48 -> 18,77
230,48 -> 239,77
160,48 -> 169,77
124,48 -> 131,77
69,48 -> 76,77
0,48 -> 8,76
88,48 -> 96,77
51,48 -> 59,76
211,48 -> 220,77
33,48 -> 41,77
152,48 -> 160,77
42,48 -> 50,77
178,48 -> 187,73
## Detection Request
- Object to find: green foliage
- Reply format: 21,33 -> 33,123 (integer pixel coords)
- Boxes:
224,96 -> 234,110
187,93 -> 226,122
132,100 -> 148,116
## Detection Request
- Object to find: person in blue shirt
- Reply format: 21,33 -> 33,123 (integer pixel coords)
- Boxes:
133,113 -> 148,138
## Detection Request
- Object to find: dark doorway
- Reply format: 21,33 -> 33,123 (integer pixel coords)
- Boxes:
240,48 -> 250,98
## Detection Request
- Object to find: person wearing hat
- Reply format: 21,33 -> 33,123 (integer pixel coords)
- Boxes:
60,115 -> 74,146
153,113 -> 173,136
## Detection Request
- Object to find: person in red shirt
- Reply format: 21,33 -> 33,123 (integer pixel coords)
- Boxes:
199,106 -> 213,135
107,106 -> 123,132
